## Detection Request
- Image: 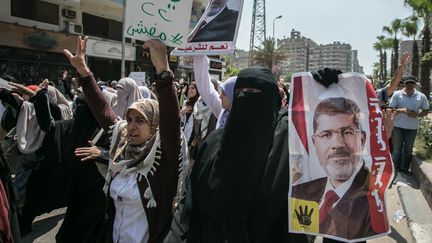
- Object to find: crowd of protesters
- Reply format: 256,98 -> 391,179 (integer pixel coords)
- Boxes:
0,36 -> 429,243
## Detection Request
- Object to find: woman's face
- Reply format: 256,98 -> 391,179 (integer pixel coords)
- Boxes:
126,109 -> 151,145
188,84 -> 197,98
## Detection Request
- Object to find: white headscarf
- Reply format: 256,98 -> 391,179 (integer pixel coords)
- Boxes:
113,78 -> 144,118
102,88 -> 117,108
47,85 -> 73,120
138,86 -> 152,99
16,101 -> 45,154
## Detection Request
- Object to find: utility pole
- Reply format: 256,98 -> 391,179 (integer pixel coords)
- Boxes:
121,0 -> 127,78
305,43 -> 310,71
271,15 -> 282,72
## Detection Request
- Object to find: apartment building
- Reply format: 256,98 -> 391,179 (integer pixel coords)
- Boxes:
277,29 -> 363,74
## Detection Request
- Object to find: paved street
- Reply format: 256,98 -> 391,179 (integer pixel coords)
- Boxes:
21,173 -> 423,243
21,208 -> 65,243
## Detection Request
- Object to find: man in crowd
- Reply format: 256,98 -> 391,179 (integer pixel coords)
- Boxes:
291,97 -> 375,239
389,76 -> 429,175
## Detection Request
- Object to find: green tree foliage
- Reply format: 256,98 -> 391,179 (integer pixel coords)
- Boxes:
404,0 -> 432,99
252,37 -> 286,70
383,18 -> 402,77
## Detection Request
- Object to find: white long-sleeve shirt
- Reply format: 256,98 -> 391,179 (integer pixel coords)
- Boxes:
193,55 -> 223,118
110,174 -> 149,243
193,55 -> 229,129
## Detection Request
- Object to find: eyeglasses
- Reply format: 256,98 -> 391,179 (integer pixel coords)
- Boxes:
313,127 -> 361,141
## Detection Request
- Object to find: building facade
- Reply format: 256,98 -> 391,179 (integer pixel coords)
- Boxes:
276,29 -> 363,75
0,0 -> 224,85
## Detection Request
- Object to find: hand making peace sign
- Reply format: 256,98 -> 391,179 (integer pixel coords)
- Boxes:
63,36 -> 91,77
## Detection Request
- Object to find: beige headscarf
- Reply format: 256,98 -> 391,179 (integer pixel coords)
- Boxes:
114,78 -> 144,118
101,99 -> 190,209
47,85 -> 73,120
103,99 -> 161,206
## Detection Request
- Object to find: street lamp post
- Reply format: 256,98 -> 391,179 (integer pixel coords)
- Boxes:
272,15 -> 282,40
272,15 -> 282,74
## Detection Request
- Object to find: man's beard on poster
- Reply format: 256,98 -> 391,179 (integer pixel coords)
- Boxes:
325,147 -> 361,181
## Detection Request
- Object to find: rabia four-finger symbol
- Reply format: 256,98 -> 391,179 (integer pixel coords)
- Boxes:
295,205 -> 314,226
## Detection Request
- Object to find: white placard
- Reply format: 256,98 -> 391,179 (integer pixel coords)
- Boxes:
124,0 -> 193,47
128,72 -> 146,86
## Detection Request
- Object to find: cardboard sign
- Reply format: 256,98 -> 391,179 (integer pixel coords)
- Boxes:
124,0 -> 193,47
128,72 -> 146,86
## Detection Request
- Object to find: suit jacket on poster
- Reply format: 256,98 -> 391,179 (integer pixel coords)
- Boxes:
189,7 -> 239,43
291,166 -> 376,240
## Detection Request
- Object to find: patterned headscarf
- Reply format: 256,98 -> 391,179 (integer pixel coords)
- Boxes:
126,99 -> 159,137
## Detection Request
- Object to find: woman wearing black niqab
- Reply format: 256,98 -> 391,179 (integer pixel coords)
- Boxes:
187,66 -> 281,242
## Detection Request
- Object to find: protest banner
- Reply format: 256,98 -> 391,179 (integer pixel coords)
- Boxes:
288,72 -> 393,242
124,0 -> 193,47
171,0 -> 244,56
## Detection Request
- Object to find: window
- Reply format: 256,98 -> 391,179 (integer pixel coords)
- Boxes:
83,13 -> 123,41
83,13 -> 108,38
11,0 -> 59,25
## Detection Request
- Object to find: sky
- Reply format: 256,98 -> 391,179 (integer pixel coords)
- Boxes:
235,0 -> 413,75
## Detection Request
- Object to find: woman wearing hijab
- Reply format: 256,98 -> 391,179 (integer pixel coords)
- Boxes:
114,78 -> 144,117
180,82 -> 199,141
26,81 -> 107,242
0,82 -> 74,235
184,80 -> 219,163
165,66 -> 309,243
186,66 -> 282,242
193,55 -> 236,128
63,36 -> 183,243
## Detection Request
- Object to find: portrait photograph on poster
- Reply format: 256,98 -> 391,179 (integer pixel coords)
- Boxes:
172,0 -> 244,56
288,72 -> 394,242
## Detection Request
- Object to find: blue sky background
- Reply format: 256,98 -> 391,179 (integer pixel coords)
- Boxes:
235,0 -> 413,75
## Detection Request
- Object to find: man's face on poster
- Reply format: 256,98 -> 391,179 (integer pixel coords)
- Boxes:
208,0 -> 229,16
312,113 -> 366,183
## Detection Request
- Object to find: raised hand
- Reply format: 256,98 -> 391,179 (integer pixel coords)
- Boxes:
8,82 -> 35,97
39,79 -> 49,89
63,36 -> 91,77
142,39 -> 170,74
294,205 -> 314,227
400,52 -> 410,66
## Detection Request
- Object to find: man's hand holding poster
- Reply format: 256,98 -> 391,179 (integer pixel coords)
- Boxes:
288,72 -> 393,242
172,0 -> 244,56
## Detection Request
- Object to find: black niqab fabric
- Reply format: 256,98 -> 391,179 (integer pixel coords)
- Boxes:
188,66 -> 281,242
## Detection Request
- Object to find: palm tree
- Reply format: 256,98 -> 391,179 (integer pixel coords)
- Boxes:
404,0 -> 432,99
383,18 -> 402,77
373,42 -> 384,80
373,35 -> 386,80
381,37 -> 394,80
252,37 -> 285,70
372,62 -> 381,83
401,16 -> 420,79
